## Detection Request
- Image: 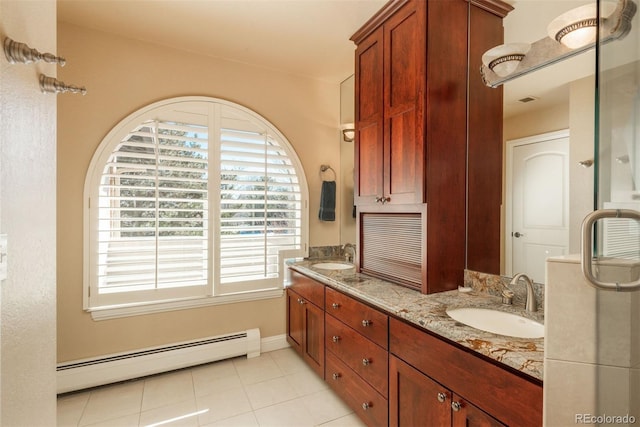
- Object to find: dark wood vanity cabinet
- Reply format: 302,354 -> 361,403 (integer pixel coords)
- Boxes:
324,287 -> 389,427
286,269 -> 543,426
390,355 -> 505,427
389,318 -> 542,427
351,0 -> 511,292
286,271 -> 325,378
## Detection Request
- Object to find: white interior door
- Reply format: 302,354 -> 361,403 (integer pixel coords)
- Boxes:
507,131 -> 570,283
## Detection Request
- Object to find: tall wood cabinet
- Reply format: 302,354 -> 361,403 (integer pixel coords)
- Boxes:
351,0 -> 512,293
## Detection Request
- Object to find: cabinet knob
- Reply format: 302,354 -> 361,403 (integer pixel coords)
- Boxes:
298,299 -> 306,305
451,401 -> 462,412
361,320 -> 371,327
437,392 -> 446,403
362,358 -> 370,366
381,196 -> 391,204
332,373 -> 341,380
362,402 -> 371,411
375,196 -> 383,203
331,303 -> 340,309
332,335 -> 341,343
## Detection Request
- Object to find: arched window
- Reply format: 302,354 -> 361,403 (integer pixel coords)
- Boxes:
84,97 -> 308,315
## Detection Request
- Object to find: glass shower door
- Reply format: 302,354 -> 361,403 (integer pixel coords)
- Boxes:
591,0 -> 640,421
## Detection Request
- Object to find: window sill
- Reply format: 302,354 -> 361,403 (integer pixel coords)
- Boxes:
87,288 -> 284,321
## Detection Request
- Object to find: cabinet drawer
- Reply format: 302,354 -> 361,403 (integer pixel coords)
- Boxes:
288,270 -> 324,307
325,287 -> 388,348
325,314 -> 388,397
326,352 -> 388,427
389,318 -> 542,427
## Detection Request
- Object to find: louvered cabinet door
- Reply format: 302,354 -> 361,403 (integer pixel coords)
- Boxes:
359,212 -> 425,292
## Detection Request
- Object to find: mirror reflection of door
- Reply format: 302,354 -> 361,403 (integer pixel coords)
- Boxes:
506,130 -> 570,283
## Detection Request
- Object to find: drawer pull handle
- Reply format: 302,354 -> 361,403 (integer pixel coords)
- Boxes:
332,303 -> 340,309
437,392 -> 446,403
451,401 -> 462,412
362,402 -> 371,410
361,320 -> 371,327
332,373 -> 341,380
332,335 -> 341,343
362,358 -> 370,366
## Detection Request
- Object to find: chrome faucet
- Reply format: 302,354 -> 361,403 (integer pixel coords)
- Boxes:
509,273 -> 537,312
342,243 -> 356,263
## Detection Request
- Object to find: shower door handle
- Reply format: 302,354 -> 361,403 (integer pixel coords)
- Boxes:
581,209 -> 640,292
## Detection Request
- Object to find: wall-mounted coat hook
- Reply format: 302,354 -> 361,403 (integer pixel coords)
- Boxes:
39,74 -> 86,95
3,37 -> 66,66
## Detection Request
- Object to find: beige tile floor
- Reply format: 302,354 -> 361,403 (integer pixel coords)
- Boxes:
57,348 -> 367,427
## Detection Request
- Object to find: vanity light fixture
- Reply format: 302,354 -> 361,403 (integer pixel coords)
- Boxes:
547,2 -> 618,49
341,123 -> 355,143
482,43 -> 530,77
480,0 -> 637,88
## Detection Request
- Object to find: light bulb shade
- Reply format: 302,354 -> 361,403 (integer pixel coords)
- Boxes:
341,123 -> 355,142
547,2 -> 617,49
482,43 -> 531,77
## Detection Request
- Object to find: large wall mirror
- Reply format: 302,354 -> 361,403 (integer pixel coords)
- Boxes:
339,0 -> 609,284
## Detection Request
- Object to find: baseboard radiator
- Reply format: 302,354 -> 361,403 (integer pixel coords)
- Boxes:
57,328 -> 261,394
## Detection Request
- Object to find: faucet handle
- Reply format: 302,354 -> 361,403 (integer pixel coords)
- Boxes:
501,289 -> 514,305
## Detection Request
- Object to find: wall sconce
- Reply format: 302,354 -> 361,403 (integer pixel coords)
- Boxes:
480,0 -> 637,87
341,123 -> 355,142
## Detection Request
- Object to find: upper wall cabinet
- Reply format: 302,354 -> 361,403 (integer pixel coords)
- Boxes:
353,0 -> 428,206
351,0 -> 511,292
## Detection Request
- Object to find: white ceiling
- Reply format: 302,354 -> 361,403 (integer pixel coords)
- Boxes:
57,0 -> 597,118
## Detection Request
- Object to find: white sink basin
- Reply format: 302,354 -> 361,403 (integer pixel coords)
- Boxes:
446,307 -> 544,339
312,262 -> 354,270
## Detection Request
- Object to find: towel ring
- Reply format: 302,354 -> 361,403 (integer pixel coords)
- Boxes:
320,164 -> 337,181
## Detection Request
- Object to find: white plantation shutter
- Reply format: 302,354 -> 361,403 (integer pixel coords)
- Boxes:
85,98 -> 308,309
218,114 -> 302,286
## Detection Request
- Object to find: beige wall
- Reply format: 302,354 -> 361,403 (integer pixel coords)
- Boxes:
1,0 -> 58,423
57,23 -> 343,362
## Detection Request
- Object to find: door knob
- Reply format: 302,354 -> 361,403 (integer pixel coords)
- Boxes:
513,231 -> 525,238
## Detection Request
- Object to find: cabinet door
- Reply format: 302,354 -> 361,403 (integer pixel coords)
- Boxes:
286,288 -> 304,355
451,394 -> 506,427
286,288 -> 324,379
302,299 -> 325,379
389,355 -> 450,427
355,26 -> 384,206
383,0 -> 426,205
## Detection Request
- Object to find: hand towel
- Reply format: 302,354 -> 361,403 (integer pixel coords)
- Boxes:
318,180 -> 336,221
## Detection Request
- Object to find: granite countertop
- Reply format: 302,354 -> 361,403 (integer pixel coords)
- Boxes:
287,258 -> 544,382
